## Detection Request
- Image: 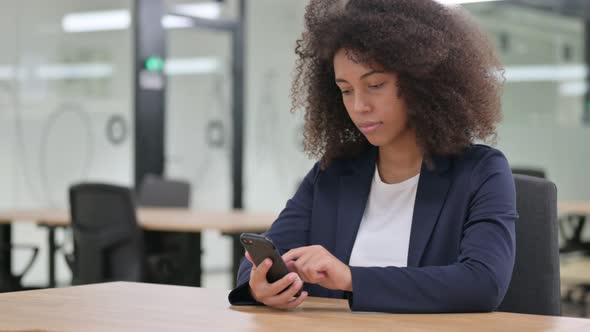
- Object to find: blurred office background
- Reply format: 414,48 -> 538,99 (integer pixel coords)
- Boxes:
0,0 -> 589,317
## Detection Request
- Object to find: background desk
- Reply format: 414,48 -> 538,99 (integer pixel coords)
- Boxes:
0,208 -> 276,288
558,201 -> 590,216
2,202 -> 588,289
1,282 -> 589,332
561,259 -> 590,285
558,201 -> 590,260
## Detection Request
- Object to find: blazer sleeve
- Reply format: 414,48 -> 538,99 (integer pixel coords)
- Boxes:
227,162 -> 319,305
348,150 -> 518,313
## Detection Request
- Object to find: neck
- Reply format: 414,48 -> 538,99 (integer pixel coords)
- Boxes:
377,130 -> 423,184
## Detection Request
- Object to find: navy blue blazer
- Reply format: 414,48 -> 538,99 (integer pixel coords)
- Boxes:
229,145 -> 517,313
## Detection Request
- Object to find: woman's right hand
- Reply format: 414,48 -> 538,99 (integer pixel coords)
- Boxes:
246,251 -> 308,309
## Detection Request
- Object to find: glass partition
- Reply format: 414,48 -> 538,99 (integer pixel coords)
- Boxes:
466,2 -> 590,201
0,0 -> 134,286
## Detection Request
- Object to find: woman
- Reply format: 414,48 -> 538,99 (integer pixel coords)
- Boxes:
229,0 -> 517,313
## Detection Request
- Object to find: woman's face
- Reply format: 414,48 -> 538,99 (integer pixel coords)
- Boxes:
333,48 -> 412,148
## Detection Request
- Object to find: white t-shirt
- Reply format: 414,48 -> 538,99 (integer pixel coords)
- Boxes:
348,166 -> 420,268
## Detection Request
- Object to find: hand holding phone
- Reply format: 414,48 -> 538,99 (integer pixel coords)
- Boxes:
240,233 -> 307,309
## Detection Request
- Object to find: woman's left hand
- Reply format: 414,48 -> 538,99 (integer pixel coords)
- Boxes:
282,245 -> 352,292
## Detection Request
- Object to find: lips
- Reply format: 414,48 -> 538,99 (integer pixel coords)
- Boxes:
357,121 -> 382,134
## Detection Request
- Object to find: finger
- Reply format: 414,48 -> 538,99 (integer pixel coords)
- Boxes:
275,291 -> 308,310
245,251 -> 254,265
308,270 -> 327,284
263,279 -> 303,307
266,272 -> 299,296
250,258 -> 272,289
282,247 -> 309,263
305,257 -> 330,283
249,263 -> 271,301
286,261 -> 298,273
249,259 -> 260,282
304,266 -> 326,284
293,252 -> 317,282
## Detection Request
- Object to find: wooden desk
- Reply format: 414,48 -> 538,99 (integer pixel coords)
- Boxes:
561,259 -> 590,285
0,282 -> 589,332
0,208 -> 276,288
558,201 -> 590,216
0,208 -> 276,232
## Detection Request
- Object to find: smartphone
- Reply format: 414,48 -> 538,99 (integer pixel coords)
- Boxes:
240,233 -> 301,296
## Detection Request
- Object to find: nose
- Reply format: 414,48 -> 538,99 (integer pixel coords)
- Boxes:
352,92 -> 371,113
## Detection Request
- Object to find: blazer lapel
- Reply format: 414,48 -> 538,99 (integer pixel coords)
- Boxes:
407,155 -> 451,267
334,148 -> 377,264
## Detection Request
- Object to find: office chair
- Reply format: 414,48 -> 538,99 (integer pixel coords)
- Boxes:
509,168 -> 588,254
69,183 -> 145,284
498,174 -> 560,316
138,174 -> 190,208
511,167 -> 546,179
0,236 -> 39,292
138,175 -> 200,286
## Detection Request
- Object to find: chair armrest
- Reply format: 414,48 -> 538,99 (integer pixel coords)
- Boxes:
7,244 -> 40,280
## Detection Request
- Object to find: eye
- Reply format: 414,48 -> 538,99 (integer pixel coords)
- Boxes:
368,82 -> 385,89
341,89 -> 352,96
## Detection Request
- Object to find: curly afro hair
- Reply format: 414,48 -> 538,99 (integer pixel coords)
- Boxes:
291,0 -> 504,168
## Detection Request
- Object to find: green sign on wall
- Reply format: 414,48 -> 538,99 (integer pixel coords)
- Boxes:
145,56 -> 164,72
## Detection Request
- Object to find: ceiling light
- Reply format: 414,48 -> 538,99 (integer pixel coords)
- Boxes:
165,57 -> 221,75
162,15 -> 194,29
0,66 -> 15,80
504,65 -> 587,82
36,63 -> 113,80
62,10 -> 130,33
173,3 -> 221,19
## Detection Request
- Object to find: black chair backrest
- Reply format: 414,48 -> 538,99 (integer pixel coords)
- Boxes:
137,175 -> 197,285
69,183 -> 143,284
511,167 -> 546,179
138,174 -> 191,208
498,174 -> 560,315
